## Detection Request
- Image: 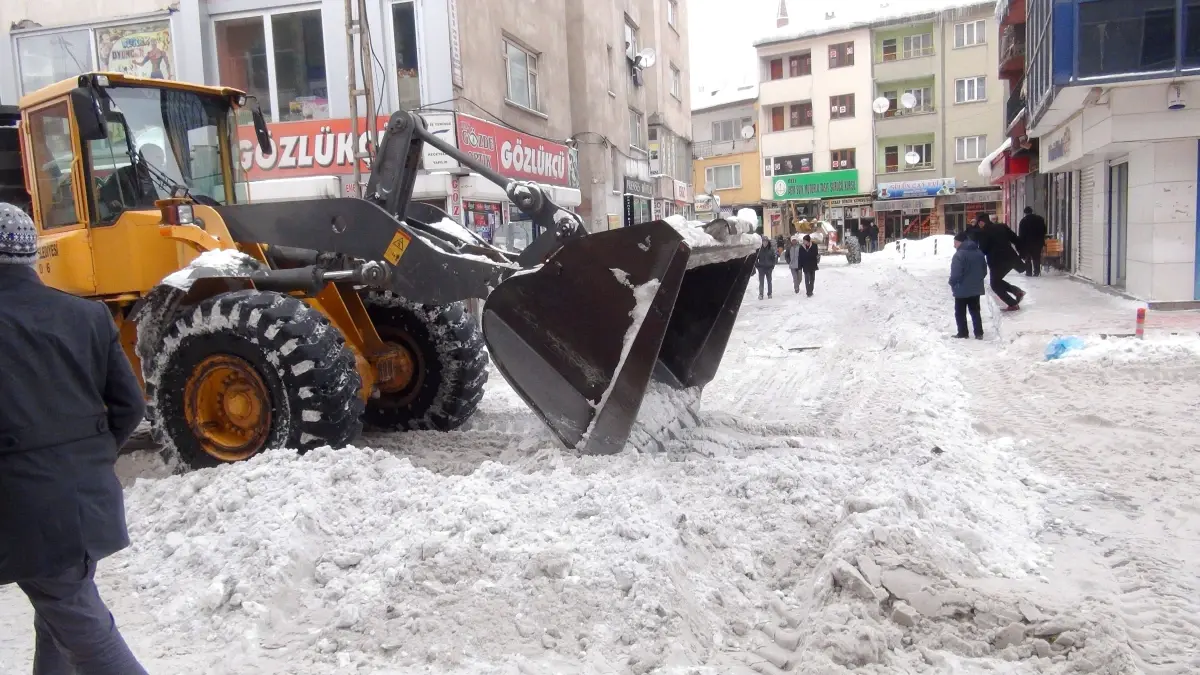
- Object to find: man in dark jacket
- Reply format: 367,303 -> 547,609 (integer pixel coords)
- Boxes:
789,234 -> 821,297
755,238 -> 778,299
1017,206 -> 1048,277
948,231 -> 988,339
0,204 -> 149,674
975,212 -> 1027,311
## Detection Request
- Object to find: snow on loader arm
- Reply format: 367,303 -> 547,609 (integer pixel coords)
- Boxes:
214,111 -> 760,454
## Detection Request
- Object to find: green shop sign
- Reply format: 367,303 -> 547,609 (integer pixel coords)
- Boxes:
771,169 -> 859,200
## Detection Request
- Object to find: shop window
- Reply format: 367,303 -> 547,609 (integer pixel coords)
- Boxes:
1079,0 -> 1176,76
15,30 -> 93,95
769,58 -> 784,80
27,103 -> 78,228
954,19 -> 986,48
705,164 -> 741,190
956,135 -> 986,162
829,41 -> 855,68
215,10 -> 329,122
789,102 -> 813,128
831,148 -> 855,170
789,53 -> 811,76
393,0 -> 422,112
955,76 -> 986,103
504,38 -> 540,111
830,93 -> 855,119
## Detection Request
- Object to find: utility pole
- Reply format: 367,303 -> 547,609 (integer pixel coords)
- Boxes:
345,0 -> 378,197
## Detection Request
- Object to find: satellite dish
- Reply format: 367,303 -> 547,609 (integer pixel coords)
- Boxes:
905,150 -> 921,165
900,92 -> 918,109
634,48 -> 657,69
740,125 -> 755,140
871,96 -> 891,115
704,180 -> 715,193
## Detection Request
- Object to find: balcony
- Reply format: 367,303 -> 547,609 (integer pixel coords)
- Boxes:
693,138 -> 758,159
877,134 -> 938,181
999,24 -> 1026,79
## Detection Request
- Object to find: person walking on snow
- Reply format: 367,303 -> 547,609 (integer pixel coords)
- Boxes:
755,237 -> 778,299
0,204 -> 150,675
949,230 -> 988,339
1017,206 -> 1048,277
975,212 -> 1027,311
789,234 -> 821,297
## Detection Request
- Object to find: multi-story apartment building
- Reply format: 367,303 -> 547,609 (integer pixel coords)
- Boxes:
690,84 -> 761,219
2,0 -> 692,241
1007,0 -> 1200,305
567,0 -> 692,232
753,2 -> 1005,244
753,22 -> 875,239
870,2 -> 1003,240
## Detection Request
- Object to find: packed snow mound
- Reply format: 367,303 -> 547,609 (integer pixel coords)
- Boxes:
160,248 -> 261,290
664,213 -> 761,248
1044,334 -> 1200,364
871,234 -> 957,260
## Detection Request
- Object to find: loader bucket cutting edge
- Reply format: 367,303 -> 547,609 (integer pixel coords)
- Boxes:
481,220 -> 757,455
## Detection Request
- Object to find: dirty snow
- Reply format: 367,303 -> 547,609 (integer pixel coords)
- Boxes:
3,242 -> 1199,674
427,217 -> 482,244
664,213 -> 762,249
159,248 -> 260,290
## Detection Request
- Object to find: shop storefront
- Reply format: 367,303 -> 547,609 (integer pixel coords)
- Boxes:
624,177 -> 653,227
769,169 -> 859,237
874,177 -> 954,241
823,196 -> 875,246
941,191 -> 1002,234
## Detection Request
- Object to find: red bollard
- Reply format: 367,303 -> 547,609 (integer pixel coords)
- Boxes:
1136,307 -> 1146,339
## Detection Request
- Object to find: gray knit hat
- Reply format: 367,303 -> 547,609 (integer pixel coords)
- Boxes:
0,203 -> 37,265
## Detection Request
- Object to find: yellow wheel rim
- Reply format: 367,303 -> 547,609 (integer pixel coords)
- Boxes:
184,355 -> 272,462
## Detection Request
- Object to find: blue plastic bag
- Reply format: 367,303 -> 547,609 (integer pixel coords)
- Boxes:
1044,336 -> 1086,361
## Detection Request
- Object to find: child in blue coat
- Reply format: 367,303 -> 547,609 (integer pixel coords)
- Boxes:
948,231 -> 988,339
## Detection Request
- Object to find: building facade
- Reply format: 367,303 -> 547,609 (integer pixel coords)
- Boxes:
752,2 -> 1005,245
690,85 -> 761,219
2,0 -> 693,244
1010,0 -> 1200,305
754,25 -> 875,239
870,2 -> 1004,241
564,0 -> 692,232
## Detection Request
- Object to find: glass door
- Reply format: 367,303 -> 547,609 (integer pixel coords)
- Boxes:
1108,162 -> 1129,287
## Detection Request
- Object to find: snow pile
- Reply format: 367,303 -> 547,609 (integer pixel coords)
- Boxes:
870,235 -> 957,260
427,217 -> 481,244
664,214 -> 761,249
160,248 -> 261,290
1045,333 -> 1200,365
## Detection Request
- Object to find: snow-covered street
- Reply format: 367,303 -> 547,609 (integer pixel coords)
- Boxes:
3,247 -> 1199,674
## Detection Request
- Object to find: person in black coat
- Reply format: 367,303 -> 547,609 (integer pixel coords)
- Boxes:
974,212 -> 1027,311
790,234 -> 821,297
755,238 -> 779,299
1017,206 -> 1048,277
0,204 -> 149,673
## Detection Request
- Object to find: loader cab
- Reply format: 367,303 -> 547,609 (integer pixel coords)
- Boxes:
19,73 -> 249,298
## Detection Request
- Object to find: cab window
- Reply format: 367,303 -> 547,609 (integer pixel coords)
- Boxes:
28,103 -> 79,229
89,119 -> 158,223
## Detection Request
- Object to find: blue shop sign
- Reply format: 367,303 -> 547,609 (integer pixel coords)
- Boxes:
876,177 -> 956,199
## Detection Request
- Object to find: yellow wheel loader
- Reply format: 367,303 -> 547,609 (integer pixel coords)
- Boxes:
3,73 -> 759,470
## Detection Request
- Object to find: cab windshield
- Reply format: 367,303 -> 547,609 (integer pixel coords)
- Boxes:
89,85 -> 243,221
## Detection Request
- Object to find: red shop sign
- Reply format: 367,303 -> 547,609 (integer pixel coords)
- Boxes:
454,113 -> 570,186
236,117 -> 390,181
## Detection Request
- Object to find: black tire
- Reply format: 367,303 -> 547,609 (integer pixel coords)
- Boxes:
144,290 -> 364,470
361,292 -> 488,431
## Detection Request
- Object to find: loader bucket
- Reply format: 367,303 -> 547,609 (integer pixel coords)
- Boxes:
481,220 -> 758,455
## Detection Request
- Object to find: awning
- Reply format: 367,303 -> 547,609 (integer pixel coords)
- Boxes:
977,137 -> 1013,178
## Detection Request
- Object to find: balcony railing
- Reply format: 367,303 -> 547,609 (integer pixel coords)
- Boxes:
874,103 -> 936,120
692,138 -> 757,159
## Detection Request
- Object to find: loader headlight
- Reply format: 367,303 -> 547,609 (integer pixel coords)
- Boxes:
176,204 -> 195,225
158,200 -> 196,227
